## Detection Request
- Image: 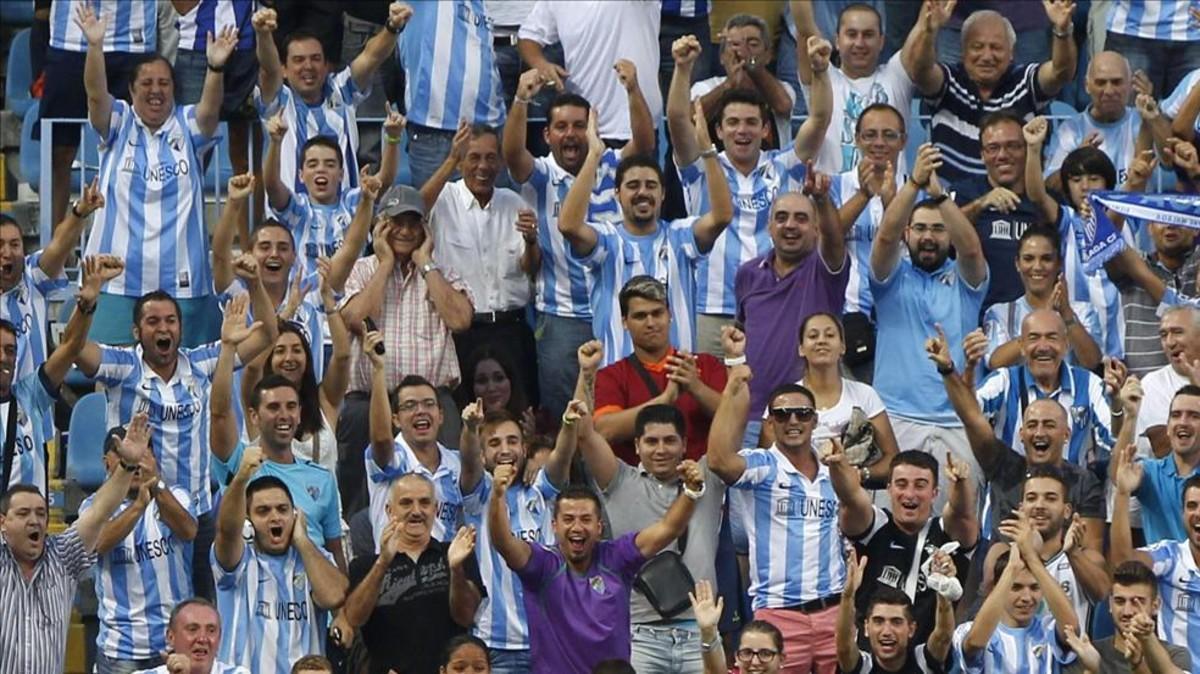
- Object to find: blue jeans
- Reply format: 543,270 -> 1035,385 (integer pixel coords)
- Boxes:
535,313 -> 595,421
630,622 -> 705,674
406,124 -> 457,190
95,652 -> 164,674
489,648 -> 532,674
88,293 -> 220,348
1104,31 -> 1200,100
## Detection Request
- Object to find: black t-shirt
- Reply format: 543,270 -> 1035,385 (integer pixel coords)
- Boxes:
850,508 -> 972,646
348,540 -> 484,674
844,644 -> 947,674
953,176 -> 1055,310
980,438 -> 1105,538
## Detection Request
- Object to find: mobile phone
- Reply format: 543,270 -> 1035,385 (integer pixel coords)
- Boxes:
363,317 -> 386,355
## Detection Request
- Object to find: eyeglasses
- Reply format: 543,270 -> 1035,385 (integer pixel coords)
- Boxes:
981,141 -> 1025,156
858,129 -> 903,142
769,406 -> 816,422
398,399 -> 438,412
736,648 -> 780,662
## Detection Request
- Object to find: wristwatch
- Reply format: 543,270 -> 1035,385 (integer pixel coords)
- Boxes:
150,480 -> 165,497
418,261 -> 437,278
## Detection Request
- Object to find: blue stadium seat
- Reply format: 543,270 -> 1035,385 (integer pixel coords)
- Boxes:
65,392 -> 110,491
905,98 -> 929,172
18,101 -> 41,189
6,29 -> 33,117
0,0 -> 34,26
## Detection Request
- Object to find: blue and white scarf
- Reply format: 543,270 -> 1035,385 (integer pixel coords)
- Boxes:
1081,191 -> 1200,272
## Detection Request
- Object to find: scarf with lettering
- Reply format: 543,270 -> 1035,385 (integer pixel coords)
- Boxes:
1081,191 -> 1200,272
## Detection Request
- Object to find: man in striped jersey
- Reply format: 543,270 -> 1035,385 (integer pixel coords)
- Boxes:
1111,471 -> 1200,671
79,4 -> 238,347
132,598 -> 249,674
503,60 -> 656,421
1104,0 -> 1200,99
213,465 -> 347,674
0,411 -> 151,674
458,392 -> 578,673
668,32 -> 833,357
560,107 -> 733,366
251,4 -> 404,196
952,524 -> 1090,674
88,425 -> 197,674
707,366 -> 848,674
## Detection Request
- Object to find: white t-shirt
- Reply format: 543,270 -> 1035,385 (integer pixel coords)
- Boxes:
763,377 -> 887,442
691,76 -> 797,148
519,0 -> 662,140
1137,364 -> 1188,449
800,50 -> 915,175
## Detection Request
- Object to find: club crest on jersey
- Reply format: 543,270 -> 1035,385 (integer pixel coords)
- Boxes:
307,485 -> 321,500
293,571 -> 308,589
589,575 -> 607,595
1032,645 -> 1046,660
1070,405 -> 1087,425
168,135 -> 184,153
879,565 -> 902,588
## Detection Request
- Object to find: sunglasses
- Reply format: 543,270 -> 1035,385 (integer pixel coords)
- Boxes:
769,406 -> 815,422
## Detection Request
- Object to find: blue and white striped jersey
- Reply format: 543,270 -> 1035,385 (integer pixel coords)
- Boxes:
678,149 -> 807,315
982,296 -> 1103,369
1163,68 -> 1200,135
462,470 -> 558,651
976,364 -> 1115,466
132,663 -> 249,674
366,438 -> 463,548
576,218 -> 705,366
830,168 -> 909,317
661,0 -> 709,17
88,100 -> 219,299
952,614 -> 1074,674
1060,206 -> 1124,359
213,544 -> 331,674
1144,540 -> 1200,669
1045,108 -> 1142,185
729,446 -> 847,609
213,442 -> 340,546
50,0 -> 156,53
94,343 -> 227,515
176,0 -> 256,52
1108,0 -> 1200,41
82,486 -> 194,661
520,151 -> 622,319
398,0 -> 506,131
2,252 -> 68,382
256,68 -> 366,197
2,368 -> 59,494
274,189 -> 362,279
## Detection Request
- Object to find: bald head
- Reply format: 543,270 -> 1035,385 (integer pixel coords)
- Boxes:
1086,52 -> 1133,122
1021,309 -> 1068,381
1021,308 -> 1067,337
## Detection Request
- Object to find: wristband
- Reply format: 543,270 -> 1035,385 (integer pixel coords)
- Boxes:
386,20 -> 401,34
561,412 -> 576,426
207,62 -> 224,73
1052,25 -> 1071,39
78,298 -> 98,316
120,461 -> 139,473
699,146 -> 719,159
515,95 -> 532,105
683,482 -> 706,500
723,355 -> 746,366
385,134 -> 402,145
936,363 -> 954,376
1111,407 -> 1124,417
71,202 -> 86,218
701,638 -> 721,653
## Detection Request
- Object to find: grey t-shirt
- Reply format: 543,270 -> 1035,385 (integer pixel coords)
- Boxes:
596,458 -> 726,625
1063,635 -> 1192,674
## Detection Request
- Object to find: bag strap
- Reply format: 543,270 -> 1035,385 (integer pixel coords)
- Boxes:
674,482 -> 689,555
1017,366 -> 1030,416
0,400 -> 20,496
626,354 -> 662,397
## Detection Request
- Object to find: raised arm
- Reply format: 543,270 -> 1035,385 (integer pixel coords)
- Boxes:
1170,78 -> 1200,142
350,3 -> 411,92
74,412 -> 151,552
1005,510 -> 1081,639
804,164 -> 847,269
824,438 -> 875,538
504,70 -> 545,183
668,35 -> 704,166
1110,441 -> 1153,568
927,325 -> 1005,470
339,221 -> 394,327
963,544 -> 1022,657
873,144 -> 939,280
419,122 -> 470,212
789,1 -> 820,86
557,111 -> 604,257
251,8 -> 282,106
327,171 -> 381,295
1023,116 -> 1060,222
1036,0 -> 1078,97
546,399 -> 586,488
263,110 -> 293,211
195,26 -> 238,138
614,59 -> 655,158
215,447 -> 263,570
78,5 -> 114,137
690,100 -> 734,253
213,174 -> 255,293
488,463 -> 533,570
316,261 -> 351,421
633,460 -> 701,557
941,452 -> 979,549
375,105 -> 405,188
41,179 -> 103,278
690,581 -> 728,674
707,356 -> 751,485
458,398 -> 485,494
446,525 -> 483,627
210,295 -> 259,463
574,341 -> 620,489
1062,512 -> 1111,602
837,550 -> 868,672
1136,93 -> 1173,153
794,36 -> 833,161
342,520 -> 395,628
70,256 -> 125,378
412,226 -> 473,333
291,511 -> 347,609
229,255 -> 280,362
926,553 -> 958,663
364,329 -> 394,471
901,0 -> 953,97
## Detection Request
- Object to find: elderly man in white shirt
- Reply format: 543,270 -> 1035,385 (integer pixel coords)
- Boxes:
422,123 -> 540,410
1137,304 -> 1200,456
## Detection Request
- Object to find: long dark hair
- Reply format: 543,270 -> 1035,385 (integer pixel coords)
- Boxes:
457,344 -> 528,417
263,321 -> 323,439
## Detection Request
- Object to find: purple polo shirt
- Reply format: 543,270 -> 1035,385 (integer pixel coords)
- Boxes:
736,248 -> 850,416
516,531 -> 646,674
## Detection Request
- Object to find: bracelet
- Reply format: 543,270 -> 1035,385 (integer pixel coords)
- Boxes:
1111,408 -> 1125,417
561,412 -> 575,427
119,461 -> 139,473
385,21 -> 401,34
78,298 -> 98,316
323,306 -> 338,316
385,134 -> 402,145
683,482 -> 706,500
701,638 -> 721,653
71,202 -> 86,218
514,95 -> 532,105
723,355 -> 746,366
207,62 -> 224,73
860,466 -> 872,484
699,146 -> 719,159
1052,26 -> 1072,39
936,363 -> 955,376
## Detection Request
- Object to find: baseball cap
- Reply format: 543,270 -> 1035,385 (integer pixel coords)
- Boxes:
378,185 -> 425,218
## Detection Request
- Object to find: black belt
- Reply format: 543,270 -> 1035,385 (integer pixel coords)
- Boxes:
473,308 -> 524,325
493,33 -> 518,47
783,594 -> 840,614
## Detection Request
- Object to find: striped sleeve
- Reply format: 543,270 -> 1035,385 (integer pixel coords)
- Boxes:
94,346 -> 140,386
182,104 -> 219,151
975,368 -> 1011,419
982,304 -> 1009,363
1142,539 -> 1179,576
331,66 -> 368,106
56,526 -> 95,580
733,449 -> 775,487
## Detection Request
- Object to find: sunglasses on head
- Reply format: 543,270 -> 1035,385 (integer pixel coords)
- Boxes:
769,406 -> 815,422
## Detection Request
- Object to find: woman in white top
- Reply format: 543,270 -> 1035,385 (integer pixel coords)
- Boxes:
762,312 -> 899,487
242,270 -> 350,483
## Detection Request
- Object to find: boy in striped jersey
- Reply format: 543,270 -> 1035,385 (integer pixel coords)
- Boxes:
952,510 -> 1092,674
88,425 -> 197,674
213,466 -> 347,674
559,106 -> 733,366
131,598 -> 249,674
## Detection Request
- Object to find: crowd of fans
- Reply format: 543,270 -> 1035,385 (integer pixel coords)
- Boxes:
2,1 -> 1200,674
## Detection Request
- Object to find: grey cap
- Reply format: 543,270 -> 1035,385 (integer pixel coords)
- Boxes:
378,184 -> 424,218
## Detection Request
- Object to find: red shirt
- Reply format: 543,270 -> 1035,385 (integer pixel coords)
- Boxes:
593,350 -> 727,464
